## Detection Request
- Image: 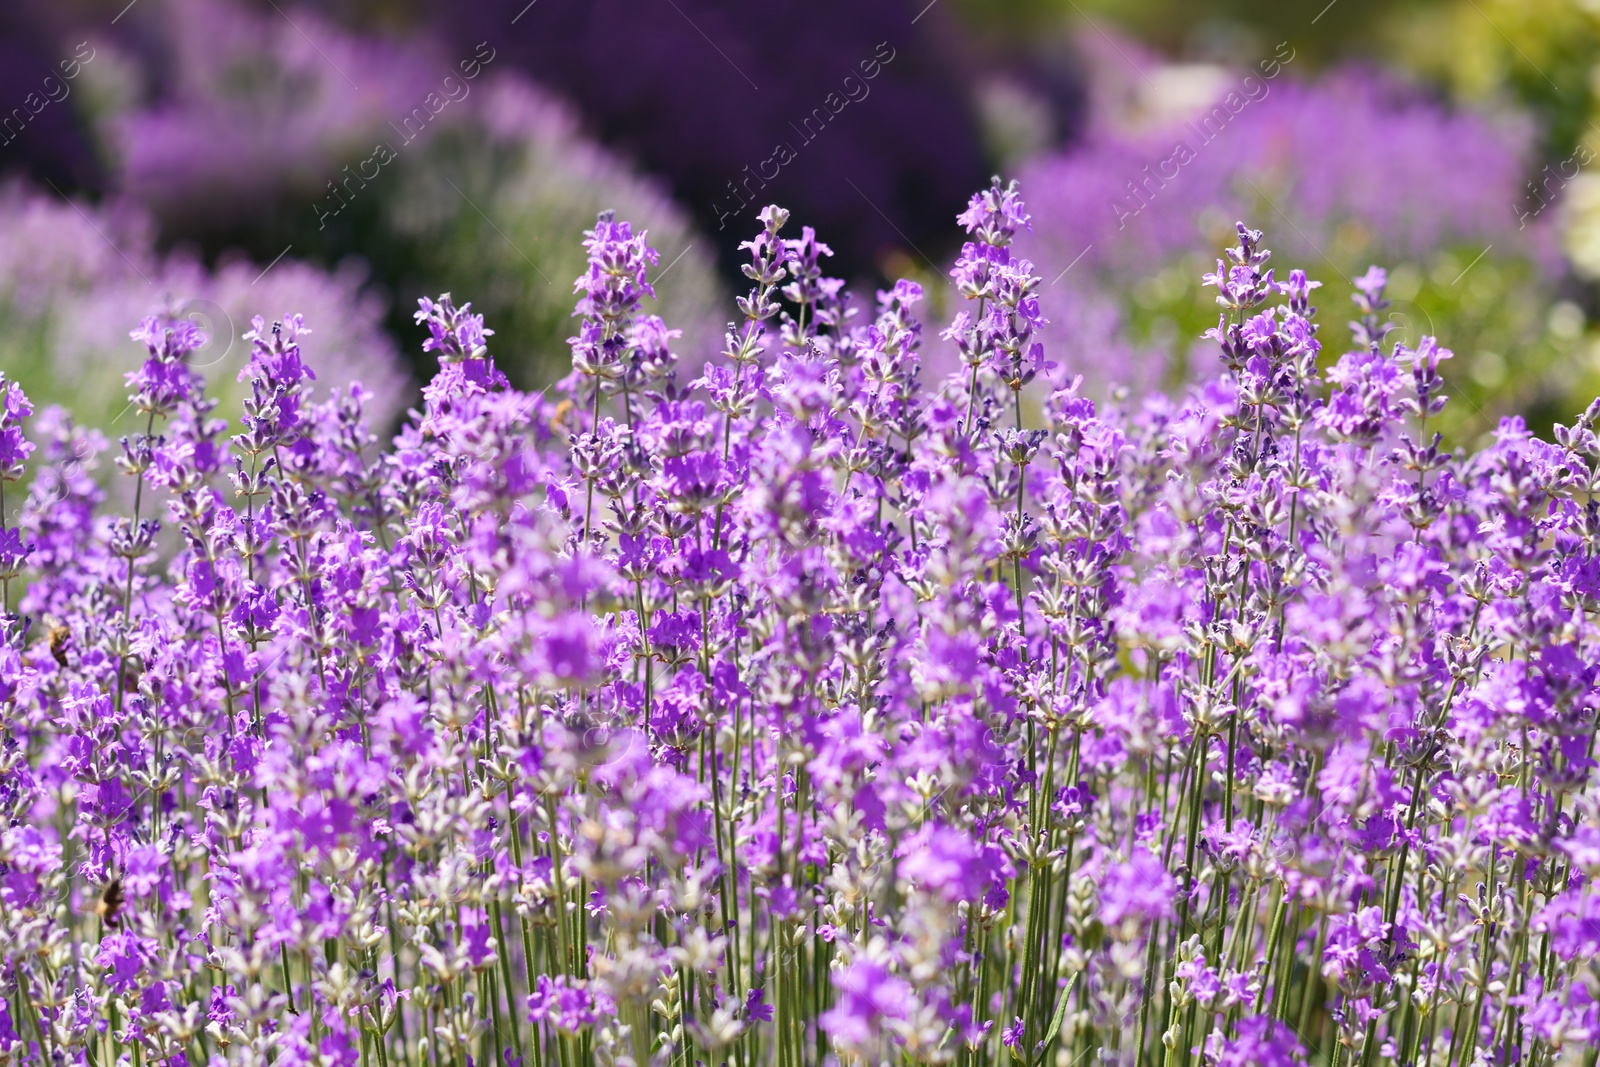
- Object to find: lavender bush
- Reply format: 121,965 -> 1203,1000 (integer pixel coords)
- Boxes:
0,182 -> 408,435
1,178 -> 1597,1067
99,0 -> 723,387
1013,70 -> 1575,440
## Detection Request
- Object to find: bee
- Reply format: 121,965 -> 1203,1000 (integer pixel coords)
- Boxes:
93,878 -> 126,928
47,623 -> 71,668
551,398 -> 575,433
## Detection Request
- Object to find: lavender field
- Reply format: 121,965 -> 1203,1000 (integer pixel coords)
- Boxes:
2,2 -> 1600,1067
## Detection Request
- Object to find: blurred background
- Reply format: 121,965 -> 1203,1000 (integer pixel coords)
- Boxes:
2,0 -> 1597,443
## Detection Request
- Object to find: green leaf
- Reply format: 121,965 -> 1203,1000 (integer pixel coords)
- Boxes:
1038,971 -> 1080,1066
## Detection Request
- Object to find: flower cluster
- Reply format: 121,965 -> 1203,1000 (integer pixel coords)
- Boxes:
0,178 -> 1597,1067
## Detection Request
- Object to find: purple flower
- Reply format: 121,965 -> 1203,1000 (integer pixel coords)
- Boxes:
1101,851 -> 1177,930
896,823 -> 1010,905
745,987 -> 774,1023
1205,1015 -> 1306,1067
819,960 -> 914,1048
